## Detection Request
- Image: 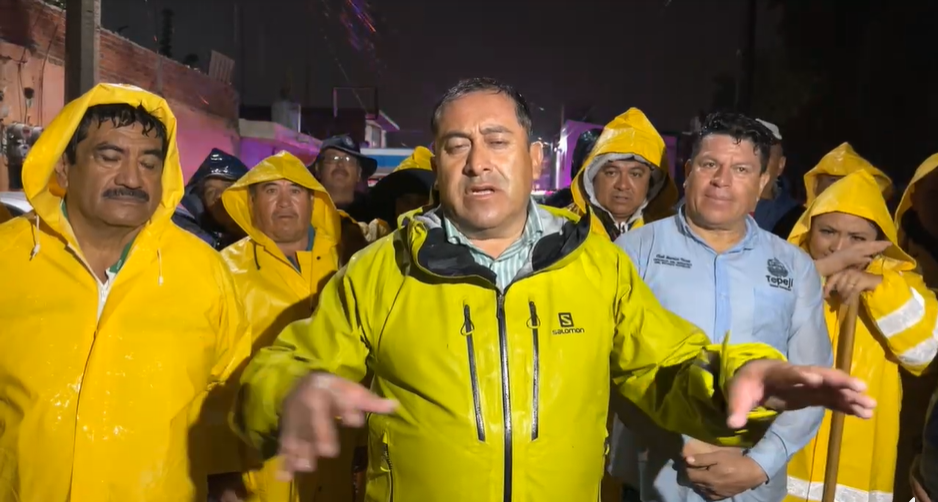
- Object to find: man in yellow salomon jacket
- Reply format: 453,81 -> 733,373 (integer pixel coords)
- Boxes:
568,108 -> 678,240
234,78 -> 876,502
217,151 -> 357,502
803,142 -> 894,206
0,84 -> 251,502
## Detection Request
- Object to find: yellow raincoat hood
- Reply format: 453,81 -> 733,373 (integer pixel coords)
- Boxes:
0,84 -> 250,501
789,170 -> 914,269
803,142 -> 893,207
571,108 -> 678,237
223,150 -> 341,262
23,83 -> 183,253
895,153 -> 938,231
394,145 -> 433,173
785,170 -> 938,502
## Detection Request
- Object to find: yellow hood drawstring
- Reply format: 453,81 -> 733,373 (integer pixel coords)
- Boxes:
30,214 -> 41,260
157,248 -> 164,286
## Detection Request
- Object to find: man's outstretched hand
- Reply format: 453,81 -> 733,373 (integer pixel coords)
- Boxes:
277,372 -> 397,481
726,360 -> 876,429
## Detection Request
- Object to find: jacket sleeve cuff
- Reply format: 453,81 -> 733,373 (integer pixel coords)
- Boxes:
744,431 -> 788,481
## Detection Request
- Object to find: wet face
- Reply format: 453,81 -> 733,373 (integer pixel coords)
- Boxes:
315,148 -> 361,204
592,159 -> 652,223
911,170 -> 938,238
814,174 -> 842,198
684,134 -> 769,230
201,177 -> 240,234
56,121 -> 164,230
807,212 -> 879,261
760,143 -> 786,199
394,192 -> 429,219
250,180 -> 313,244
434,91 -> 543,238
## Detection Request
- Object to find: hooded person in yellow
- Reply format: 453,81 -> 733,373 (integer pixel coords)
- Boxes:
367,146 -> 437,230
0,83 -> 251,501
803,142 -> 894,206
784,170 -> 938,502
231,78 -> 877,502
219,151 -> 357,502
894,154 -> 938,502
569,108 -> 678,240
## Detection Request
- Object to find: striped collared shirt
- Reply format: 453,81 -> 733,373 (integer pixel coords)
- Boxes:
443,198 -> 544,291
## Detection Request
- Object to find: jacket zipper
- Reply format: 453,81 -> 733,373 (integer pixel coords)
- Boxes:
463,305 -> 486,441
383,443 -> 394,502
496,292 -> 513,502
528,301 -> 539,441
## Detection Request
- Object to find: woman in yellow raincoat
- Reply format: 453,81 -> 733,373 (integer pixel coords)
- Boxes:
568,108 -> 678,239
367,146 -> 436,230
785,170 -> 938,502
220,151 -> 359,502
803,142 -> 894,206
894,153 -> 938,502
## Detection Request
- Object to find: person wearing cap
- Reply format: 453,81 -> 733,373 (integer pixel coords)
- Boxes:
752,119 -> 803,238
367,146 -> 436,230
172,148 -> 250,250
308,134 -> 377,223
568,108 -> 678,240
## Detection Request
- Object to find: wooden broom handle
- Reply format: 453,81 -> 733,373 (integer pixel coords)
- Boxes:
821,296 -> 861,502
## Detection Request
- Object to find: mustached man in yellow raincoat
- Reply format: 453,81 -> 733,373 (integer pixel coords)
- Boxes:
894,154 -> 938,502
803,142 -> 894,206
231,78 -> 877,502
217,151 -> 359,502
0,84 -> 251,502
784,170 -> 938,502
569,108 -> 678,240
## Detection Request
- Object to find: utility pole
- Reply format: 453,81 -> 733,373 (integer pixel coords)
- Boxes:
65,0 -> 101,102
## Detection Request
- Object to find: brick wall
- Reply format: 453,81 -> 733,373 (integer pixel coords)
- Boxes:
0,0 -> 241,183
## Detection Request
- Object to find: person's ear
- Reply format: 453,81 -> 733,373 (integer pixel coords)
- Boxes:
430,155 -> 438,174
530,141 -> 545,180
55,154 -> 70,190
777,156 -> 787,176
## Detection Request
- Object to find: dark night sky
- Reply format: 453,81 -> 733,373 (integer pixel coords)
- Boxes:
103,0 -> 780,146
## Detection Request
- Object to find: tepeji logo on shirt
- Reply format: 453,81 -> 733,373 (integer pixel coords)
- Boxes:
653,254 -> 692,269
553,313 -> 585,335
765,258 -> 793,291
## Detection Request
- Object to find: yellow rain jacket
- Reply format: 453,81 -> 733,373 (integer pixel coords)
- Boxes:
0,83 -> 250,501
569,108 -> 678,240
893,154 -> 938,502
785,170 -> 938,502
234,203 -> 786,502
803,142 -> 894,206
221,151 -> 357,502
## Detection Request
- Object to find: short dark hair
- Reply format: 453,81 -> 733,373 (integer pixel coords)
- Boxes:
65,104 -> 169,164
689,112 -> 773,173
430,78 -> 534,141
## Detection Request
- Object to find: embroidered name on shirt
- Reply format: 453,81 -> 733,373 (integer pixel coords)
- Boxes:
653,254 -> 692,269
552,312 -> 585,335
765,258 -> 793,291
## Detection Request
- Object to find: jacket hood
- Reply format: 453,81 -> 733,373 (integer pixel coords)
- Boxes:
572,108 -> 678,229
804,142 -> 893,206
222,151 -> 341,263
180,148 -> 249,217
895,153 -> 938,231
22,83 -> 183,251
789,170 -> 914,270
370,147 -> 437,228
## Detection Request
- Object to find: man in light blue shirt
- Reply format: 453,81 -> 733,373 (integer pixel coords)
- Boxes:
613,112 -> 831,502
